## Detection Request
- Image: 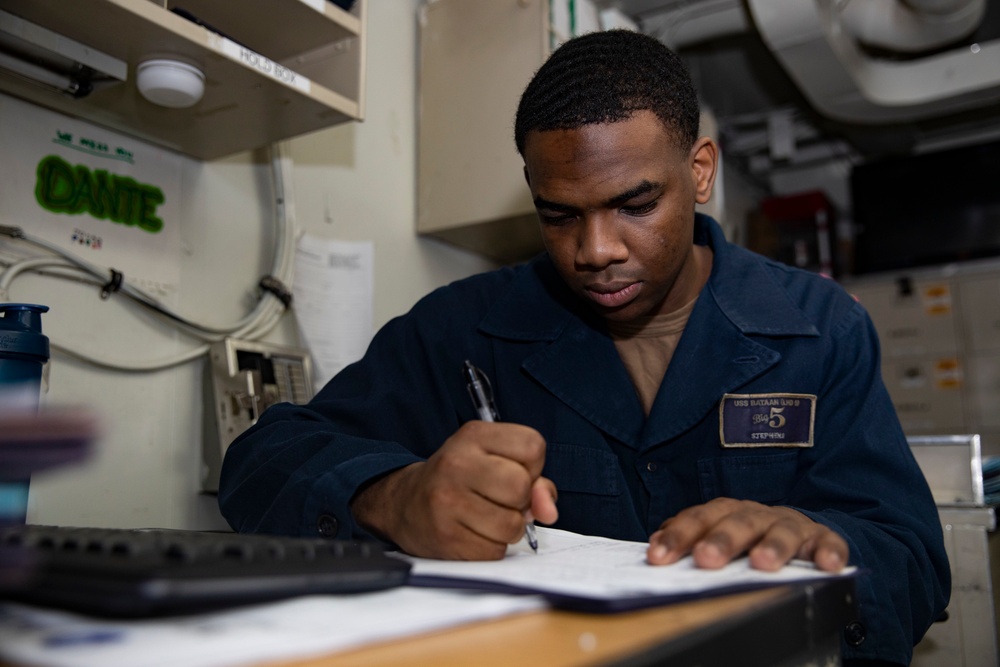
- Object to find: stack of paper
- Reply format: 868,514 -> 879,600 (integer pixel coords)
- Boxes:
405,526 -> 858,612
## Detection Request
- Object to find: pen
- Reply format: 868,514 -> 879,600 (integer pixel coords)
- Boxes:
463,359 -> 539,553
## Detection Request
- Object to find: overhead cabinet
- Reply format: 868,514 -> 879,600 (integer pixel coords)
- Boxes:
417,0 -> 552,263
0,0 -> 366,160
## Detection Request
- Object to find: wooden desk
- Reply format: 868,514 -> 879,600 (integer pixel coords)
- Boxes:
279,578 -> 857,667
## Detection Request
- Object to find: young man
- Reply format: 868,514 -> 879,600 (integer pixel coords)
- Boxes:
219,30 -> 949,666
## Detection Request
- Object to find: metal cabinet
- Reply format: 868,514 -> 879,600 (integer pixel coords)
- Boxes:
913,507 -> 999,667
846,261 -> 1000,457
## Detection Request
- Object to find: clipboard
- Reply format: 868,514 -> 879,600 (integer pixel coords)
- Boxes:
404,527 -> 859,613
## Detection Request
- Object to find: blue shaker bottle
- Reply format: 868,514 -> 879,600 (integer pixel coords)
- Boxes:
0,303 -> 51,524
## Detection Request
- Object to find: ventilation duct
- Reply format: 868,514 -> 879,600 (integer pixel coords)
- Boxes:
746,0 -> 1000,123
839,0 -> 985,53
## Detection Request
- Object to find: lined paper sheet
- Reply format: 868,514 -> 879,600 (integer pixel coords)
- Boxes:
406,527 -> 857,611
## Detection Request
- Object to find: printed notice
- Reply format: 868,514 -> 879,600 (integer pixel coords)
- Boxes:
292,235 -> 373,391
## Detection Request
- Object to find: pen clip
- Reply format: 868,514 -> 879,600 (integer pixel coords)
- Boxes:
463,360 -> 499,422
462,360 -> 535,552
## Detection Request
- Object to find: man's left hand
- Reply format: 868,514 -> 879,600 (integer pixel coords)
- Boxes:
646,497 -> 848,572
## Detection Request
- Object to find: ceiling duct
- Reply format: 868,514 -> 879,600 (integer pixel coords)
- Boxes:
839,0 -> 985,53
641,0 -> 750,51
745,0 -> 1000,123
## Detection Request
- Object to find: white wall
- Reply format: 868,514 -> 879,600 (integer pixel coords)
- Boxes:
13,0 -> 497,530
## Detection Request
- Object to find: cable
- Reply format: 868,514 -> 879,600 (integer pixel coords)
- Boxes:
0,142 -> 297,371
51,340 -> 210,373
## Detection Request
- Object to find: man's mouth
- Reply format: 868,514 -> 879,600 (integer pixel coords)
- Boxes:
584,281 -> 641,308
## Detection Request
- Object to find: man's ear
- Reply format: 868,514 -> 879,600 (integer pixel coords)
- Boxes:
523,165 -> 531,187
689,137 -> 719,205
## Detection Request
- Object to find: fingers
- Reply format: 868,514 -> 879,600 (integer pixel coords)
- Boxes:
388,461 -> 526,560
455,490 -> 534,553
647,498 -> 849,573
455,420 -> 548,478
530,476 -> 559,525
439,422 -> 546,510
378,422 -> 554,560
796,529 -> 849,573
648,498 -> 742,566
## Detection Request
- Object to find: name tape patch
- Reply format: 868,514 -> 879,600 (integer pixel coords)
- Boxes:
719,393 -> 816,448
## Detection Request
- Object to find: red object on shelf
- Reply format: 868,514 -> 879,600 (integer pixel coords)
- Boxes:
756,190 -> 837,277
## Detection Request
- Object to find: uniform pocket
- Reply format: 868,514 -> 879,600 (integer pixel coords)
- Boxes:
543,443 -> 626,537
543,443 -> 621,495
697,451 -> 800,505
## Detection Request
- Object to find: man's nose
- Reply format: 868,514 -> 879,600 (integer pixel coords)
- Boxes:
575,215 -> 628,269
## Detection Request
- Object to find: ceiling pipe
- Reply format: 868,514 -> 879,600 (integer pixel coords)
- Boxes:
747,0 -> 1000,123
839,0 -> 986,53
641,0 -> 750,51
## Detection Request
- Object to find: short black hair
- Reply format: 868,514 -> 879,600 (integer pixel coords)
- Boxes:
514,30 -> 700,155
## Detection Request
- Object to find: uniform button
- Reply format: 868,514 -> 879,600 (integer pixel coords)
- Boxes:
646,461 -> 658,472
316,514 -> 339,538
843,620 -> 866,647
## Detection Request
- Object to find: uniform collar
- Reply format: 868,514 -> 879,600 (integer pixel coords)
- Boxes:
700,214 -> 820,338
477,253 -> 583,341
476,215 -> 821,449
480,215 -> 820,341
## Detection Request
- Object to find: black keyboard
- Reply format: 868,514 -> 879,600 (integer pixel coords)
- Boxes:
0,524 -> 411,617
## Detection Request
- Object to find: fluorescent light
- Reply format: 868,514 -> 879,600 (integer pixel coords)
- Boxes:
0,8 -> 125,99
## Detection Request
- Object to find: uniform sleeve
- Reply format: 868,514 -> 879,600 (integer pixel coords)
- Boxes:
217,290 -> 484,542
791,301 -> 950,666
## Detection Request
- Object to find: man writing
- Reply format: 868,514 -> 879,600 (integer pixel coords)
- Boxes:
220,30 -> 949,666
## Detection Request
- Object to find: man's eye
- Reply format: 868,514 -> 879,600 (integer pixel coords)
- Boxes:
539,213 -> 574,226
622,201 -> 657,216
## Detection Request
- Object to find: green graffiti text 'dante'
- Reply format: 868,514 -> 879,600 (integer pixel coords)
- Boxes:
34,155 -> 165,233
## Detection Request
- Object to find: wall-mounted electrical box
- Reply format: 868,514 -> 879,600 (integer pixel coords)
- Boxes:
202,338 -> 313,493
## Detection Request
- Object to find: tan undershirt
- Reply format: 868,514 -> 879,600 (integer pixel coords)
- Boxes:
608,245 -> 714,416
609,296 -> 699,416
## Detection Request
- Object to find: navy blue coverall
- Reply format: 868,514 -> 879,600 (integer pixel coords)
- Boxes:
220,215 -> 949,665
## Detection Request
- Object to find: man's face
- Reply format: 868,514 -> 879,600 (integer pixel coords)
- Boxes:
522,110 -> 717,323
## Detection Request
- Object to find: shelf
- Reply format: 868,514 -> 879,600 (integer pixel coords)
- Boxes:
0,0 -> 366,160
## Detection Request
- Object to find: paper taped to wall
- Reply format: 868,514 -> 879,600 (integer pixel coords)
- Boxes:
292,234 -> 373,391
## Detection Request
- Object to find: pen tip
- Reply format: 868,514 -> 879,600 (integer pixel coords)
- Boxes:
525,523 -> 538,552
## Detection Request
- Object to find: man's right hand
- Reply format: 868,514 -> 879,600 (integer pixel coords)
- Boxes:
349,421 -> 558,560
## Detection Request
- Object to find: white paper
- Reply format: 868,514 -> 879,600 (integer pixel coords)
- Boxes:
0,589 -> 545,667
0,92 -> 183,292
292,235 -> 373,391
407,526 -> 857,602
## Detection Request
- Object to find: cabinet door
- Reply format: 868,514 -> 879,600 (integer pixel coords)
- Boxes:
882,356 -> 967,434
959,275 -> 1000,354
852,279 -> 960,358
417,0 -> 549,262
